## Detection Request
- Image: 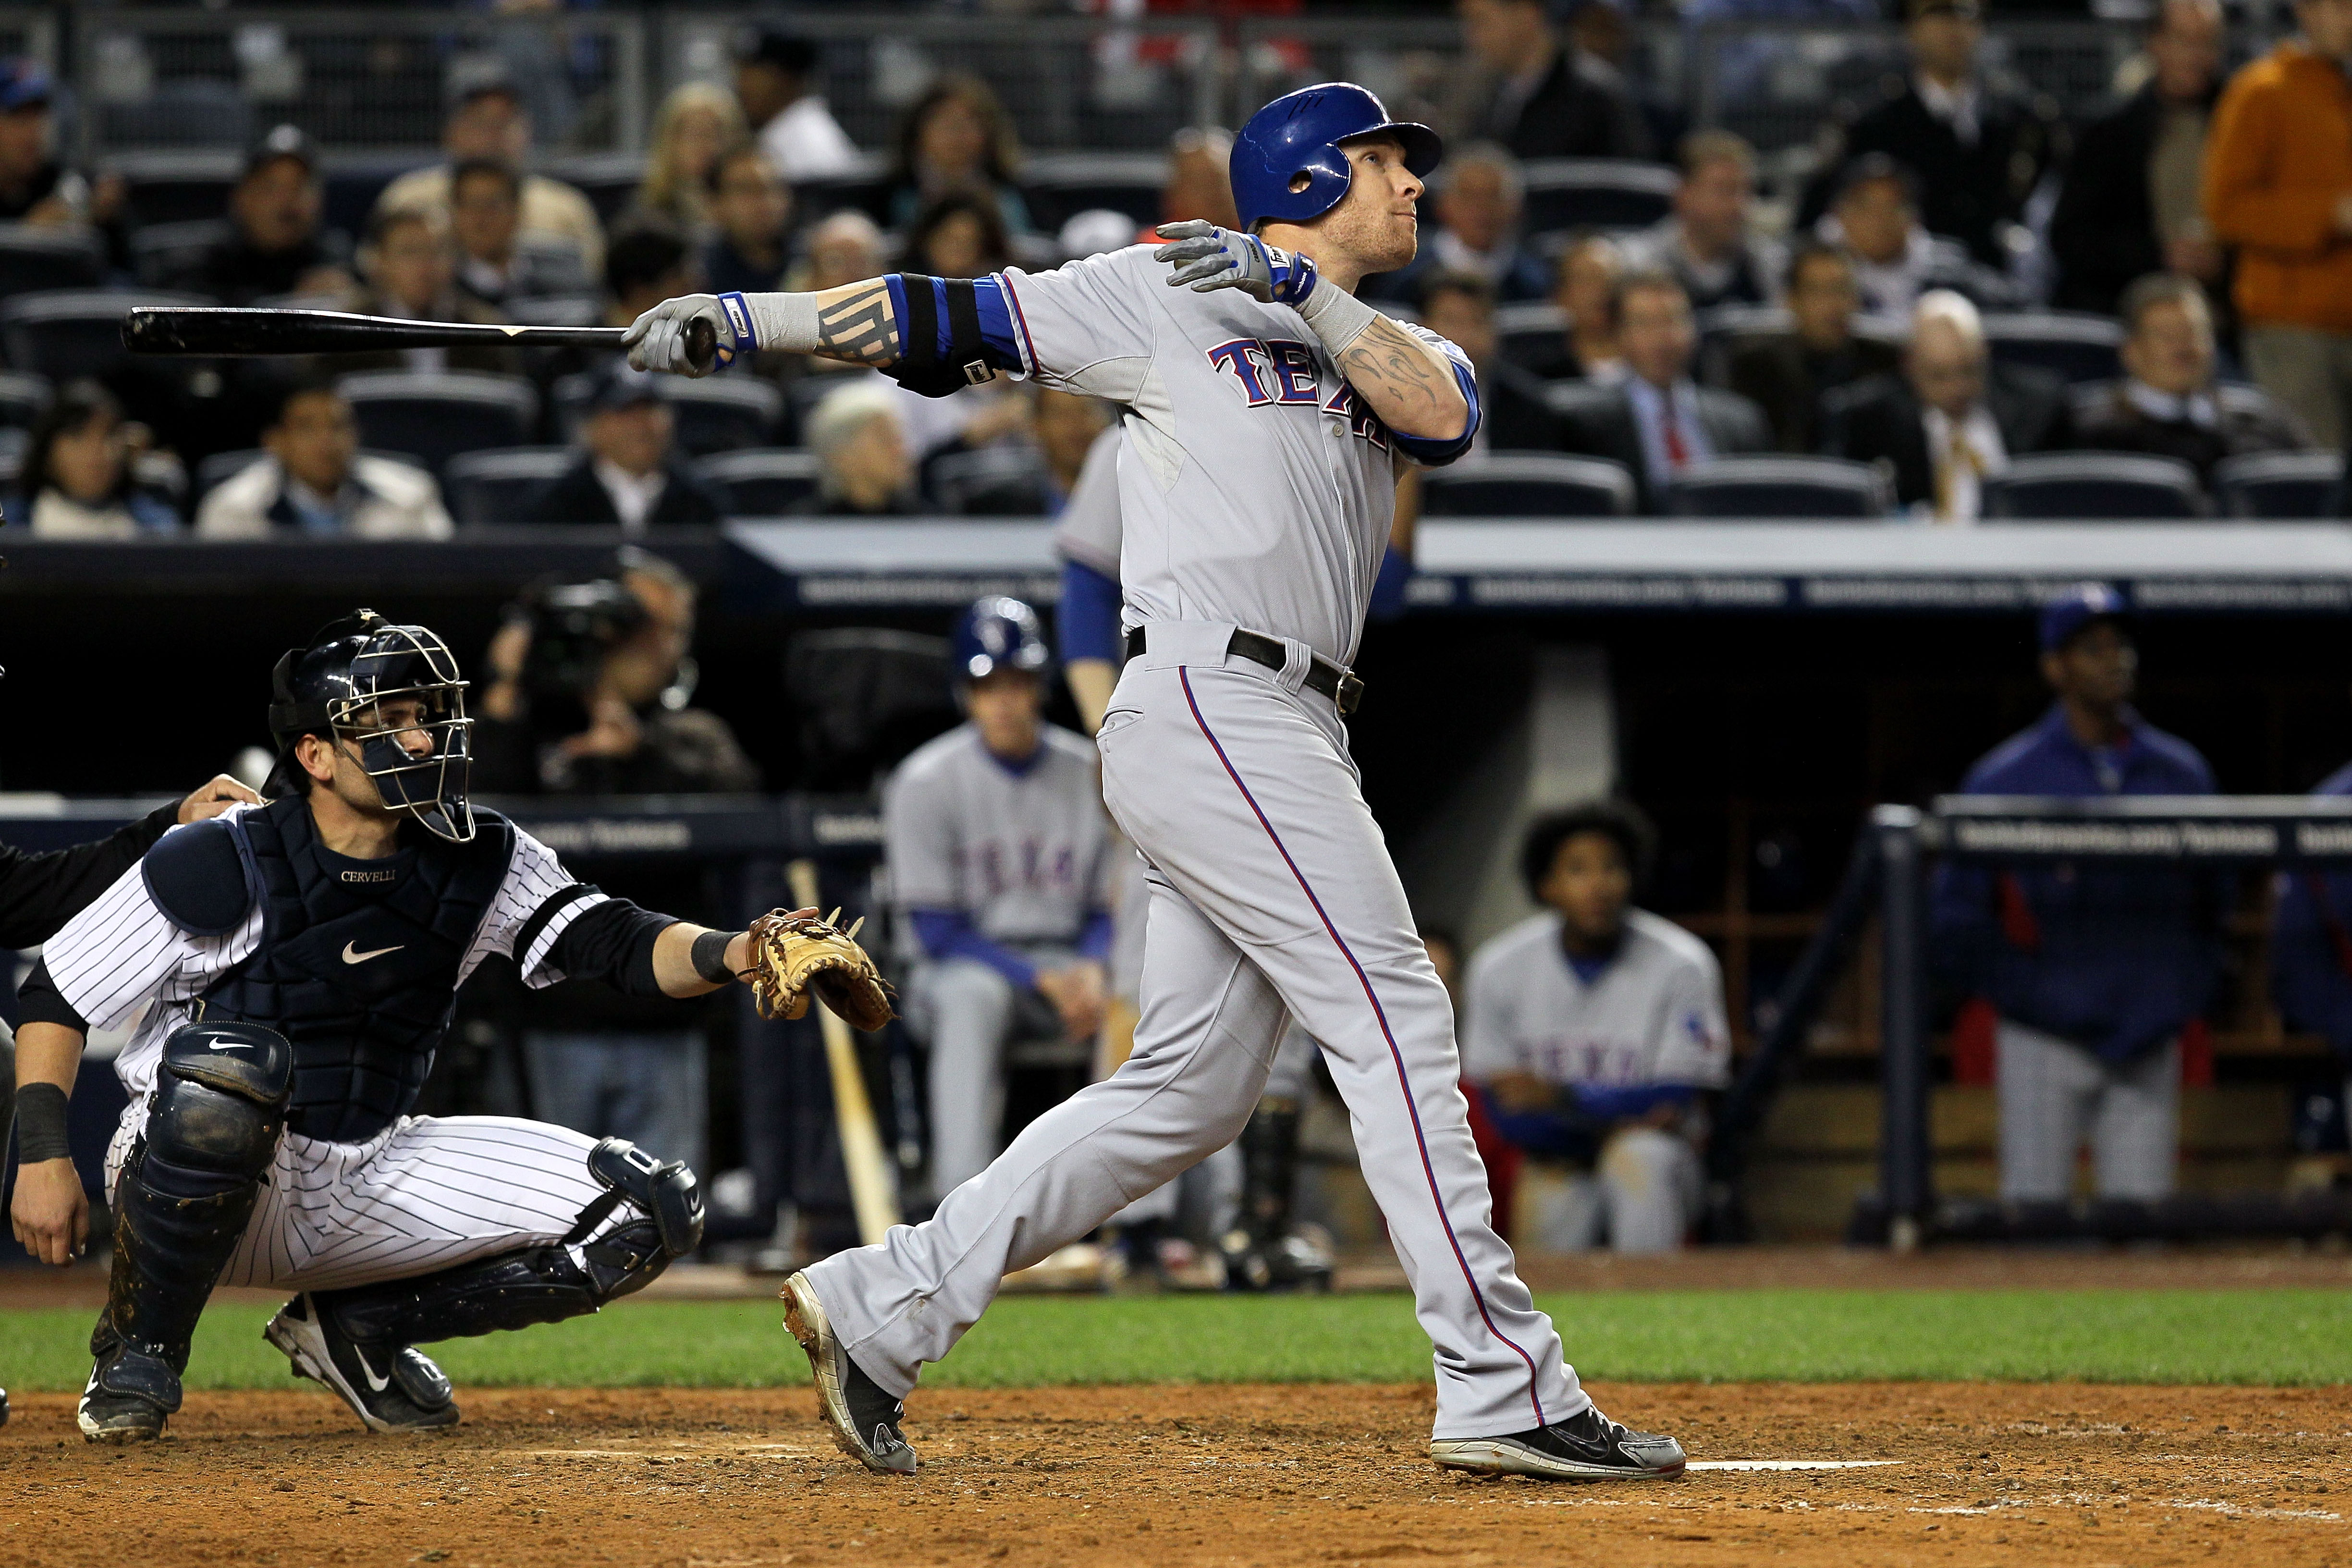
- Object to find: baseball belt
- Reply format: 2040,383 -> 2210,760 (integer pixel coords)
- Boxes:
1125,625 -> 1364,716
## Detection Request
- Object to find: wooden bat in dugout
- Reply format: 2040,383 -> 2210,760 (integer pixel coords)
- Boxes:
120,306 -> 718,371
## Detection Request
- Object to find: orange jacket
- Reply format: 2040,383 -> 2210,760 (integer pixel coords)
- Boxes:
2204,42 -> 2352,332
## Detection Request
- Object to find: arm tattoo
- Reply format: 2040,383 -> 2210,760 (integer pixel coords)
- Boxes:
1337,318 -> 1467,439
814,282 -> 901,366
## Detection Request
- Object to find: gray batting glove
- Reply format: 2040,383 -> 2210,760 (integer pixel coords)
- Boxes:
624,294 -> 727,378
1152,220 -> 1319,307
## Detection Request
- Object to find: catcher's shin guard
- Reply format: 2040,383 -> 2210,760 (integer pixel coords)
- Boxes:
312,1138 -> 704,1345
87,1024 -> 292,1436
1218,1098 -> 1334,1291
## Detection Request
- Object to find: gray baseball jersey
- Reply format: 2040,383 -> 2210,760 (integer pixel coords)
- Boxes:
1461,909 -> 1731,1090
1002,244 -> 1467,665
1051,423 -> 1124,580
884,721 -> 1115,945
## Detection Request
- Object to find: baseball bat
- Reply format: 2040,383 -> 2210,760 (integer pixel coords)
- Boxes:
786,859 -> 903,1247
121,306 -> 718,372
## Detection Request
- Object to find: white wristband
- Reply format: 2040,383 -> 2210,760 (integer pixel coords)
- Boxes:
744,291 -> 822,354
1296,282 -> 1381,358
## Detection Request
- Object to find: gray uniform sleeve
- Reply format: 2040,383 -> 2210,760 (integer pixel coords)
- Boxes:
1649,942 -> 1732,1089
999,249 -> 1157,403
1458,939 -> 1523,1080
884,763 -> 961,913
1051,423 -> 1125,577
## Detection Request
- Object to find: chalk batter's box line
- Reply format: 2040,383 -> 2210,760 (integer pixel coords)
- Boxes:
1684,1459 -> 1901,1471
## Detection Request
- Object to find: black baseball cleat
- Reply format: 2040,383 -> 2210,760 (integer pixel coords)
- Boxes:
781,1271 -> 916,1475
77,1345 -> 179,1444
265,1293 -> 459,1434
1429,1404 -> 1687,1482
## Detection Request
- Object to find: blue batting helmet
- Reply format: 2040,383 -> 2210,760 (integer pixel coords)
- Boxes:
1229,82 -> 1443,234
951,596 -> 1050,684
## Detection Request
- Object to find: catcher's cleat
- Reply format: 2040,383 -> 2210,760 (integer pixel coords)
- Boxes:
782,1271 -> 916,1475
740,907 -> 895,1030
266,1293 -> 459,1434
77,1343 -> 178,1444
1429,1405 -> 1687,1482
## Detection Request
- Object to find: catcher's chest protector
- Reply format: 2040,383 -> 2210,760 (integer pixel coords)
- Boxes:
201,797 -> 513,1143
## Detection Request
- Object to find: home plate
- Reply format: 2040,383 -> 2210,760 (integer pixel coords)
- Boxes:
1686,1459 -> 1901,1471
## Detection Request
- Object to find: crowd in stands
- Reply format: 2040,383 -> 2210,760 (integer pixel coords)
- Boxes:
0,0 -> 2350,532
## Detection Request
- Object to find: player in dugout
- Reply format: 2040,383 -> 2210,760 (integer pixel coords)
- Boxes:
1462,801 -> 1730,1254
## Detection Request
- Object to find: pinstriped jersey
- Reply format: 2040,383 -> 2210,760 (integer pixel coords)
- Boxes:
1460,909 -> 1731,1090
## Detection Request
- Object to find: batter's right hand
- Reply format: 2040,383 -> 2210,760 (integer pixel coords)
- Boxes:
10,1157 -> 88,1267
624,294 -> 729,378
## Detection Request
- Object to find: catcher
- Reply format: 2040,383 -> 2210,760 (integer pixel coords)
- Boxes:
9,609 -> 887,1442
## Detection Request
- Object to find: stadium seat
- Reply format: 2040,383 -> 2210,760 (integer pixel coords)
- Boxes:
1421,453 -> 1636,517
336,370 -> 540,478
553,371 -> 786,454
698,448 -> 824,515
112,150 -> 243,228
2214,450 -> 2344,519
1980,451 -> 2206,519
193,448 -> 264,506
542,153 -> 649,228
0,225 -> 105,294
1020,151 -> 1164,234
0,290 -> 214,382
442,447 -> 575,527
1666,456 -> 1892,519
96,80 -> 254,150
505,295 -> 601,329
1495,301 -> 1567,370
0,425 -> 26,494
130,219 -> 232,289
931,444 -> 1052,514
0,370 -> 49,429
1982,312 -> 2123,386
1520,159 -> 1677,236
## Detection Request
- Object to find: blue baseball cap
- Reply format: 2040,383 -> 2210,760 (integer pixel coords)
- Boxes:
0,60 -> 52,113
2038,582 -> 2127,653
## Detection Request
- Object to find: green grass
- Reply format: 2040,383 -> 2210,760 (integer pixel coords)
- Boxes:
5,1289 -> 2351,1393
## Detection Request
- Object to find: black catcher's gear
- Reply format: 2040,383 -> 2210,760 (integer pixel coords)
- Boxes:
82,1022 -> 292,1443
1218,1101 -> 1335,1292
268,609 -> 476,843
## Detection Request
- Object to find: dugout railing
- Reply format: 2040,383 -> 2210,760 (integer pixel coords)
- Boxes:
1716,796 -> 2352,1252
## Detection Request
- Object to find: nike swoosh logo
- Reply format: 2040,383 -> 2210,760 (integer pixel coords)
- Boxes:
355,1347 -> 392,1394
342,942 -> 404,965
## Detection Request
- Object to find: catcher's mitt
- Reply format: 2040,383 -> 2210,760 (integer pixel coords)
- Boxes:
741,906 -> 895,1031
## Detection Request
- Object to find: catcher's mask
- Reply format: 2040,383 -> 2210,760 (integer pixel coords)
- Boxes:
267,609 -> 476,843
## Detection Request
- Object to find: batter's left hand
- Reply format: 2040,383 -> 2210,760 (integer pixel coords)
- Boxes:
1153,221 -> 1317,307
178,774 -> 262,824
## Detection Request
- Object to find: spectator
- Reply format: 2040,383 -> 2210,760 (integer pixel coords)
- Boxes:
526,363 -> 726,531
1929,585 -> 2219,1205
0,59 -> 87,226
1824,290 -> 2070,521
449,157 -> 588,309
2047,0 -> 2226,318
2204,0 -> 2352,449
1453,0 -> 1651,160
887,74 -> 1033,235
1370,143 -> 1549,306
702,143 -> 796,296
15,381 -> 177,539
336,208 -> 520,376
631,83 -> 747,239
1724,243 -> 1901,453
903,192 -> 1014,281
1462,801 -> 1728,1254
1818,155 -> 2011,318
885,596 -> 1117,1197
2073,274 -> 2310,483
1829,0 -> 2062,268
2270,739 -> 2352,1082
1034,390 -> 1114,514
1420,270 -> 1568,451
196,380 -> 452,539
603,222 -> 698,331
1162,125 -> 1238,229
474,552 -> 760,1176
1624,131 -> 1783,311
166,125 -> 351,307
734,27 -> 861,185
1555,271 -> 1771,511
786,208 -> 888,294
795,382 -> 919,517
375,74 -> 604,281
1518,230 -> 1626,382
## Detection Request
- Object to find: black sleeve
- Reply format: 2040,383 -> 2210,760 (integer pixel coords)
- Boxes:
0,800 -> 178,951
545,897 -> 678,998
16,957 -> 91,1033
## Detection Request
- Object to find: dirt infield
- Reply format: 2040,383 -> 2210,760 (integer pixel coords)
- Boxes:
0,1381 -> 2345,1567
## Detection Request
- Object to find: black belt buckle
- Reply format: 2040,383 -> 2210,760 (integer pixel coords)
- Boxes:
1333,669 -> 1364,716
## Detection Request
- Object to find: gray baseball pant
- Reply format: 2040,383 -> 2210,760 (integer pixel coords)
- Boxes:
1996,1019 -> 2179,1201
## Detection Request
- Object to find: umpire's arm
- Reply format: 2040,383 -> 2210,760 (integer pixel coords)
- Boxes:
9,1017 -> 88,1267
0,775 -> 258,950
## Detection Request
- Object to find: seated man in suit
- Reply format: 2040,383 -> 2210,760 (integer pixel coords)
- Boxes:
1515,230 -> 1628,384
525,363 -> 727,530
1367,143 -> 1550,306
1555,270 -> 1771,512
1824,289 -> 2069,521
2072,272 -> 2309,483
1419,271 -> 1568,453
1723,243 -> 1902,453
1622,131 -> 1784,313
1818,154 -> 2012,319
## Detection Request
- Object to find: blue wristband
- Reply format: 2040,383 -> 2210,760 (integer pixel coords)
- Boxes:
715,291 -> 756,365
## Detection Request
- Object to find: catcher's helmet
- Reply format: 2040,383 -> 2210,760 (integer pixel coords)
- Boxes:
950,595 -> 1050,685
267,609 -> 476,842
1229,82 -> 1442,234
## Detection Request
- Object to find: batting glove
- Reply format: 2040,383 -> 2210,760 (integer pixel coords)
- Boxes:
1153,220 -> 1318,308
623,293 -> 760,377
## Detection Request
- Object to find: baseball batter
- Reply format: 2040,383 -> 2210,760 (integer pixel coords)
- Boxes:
629,82 -> 1686,1482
